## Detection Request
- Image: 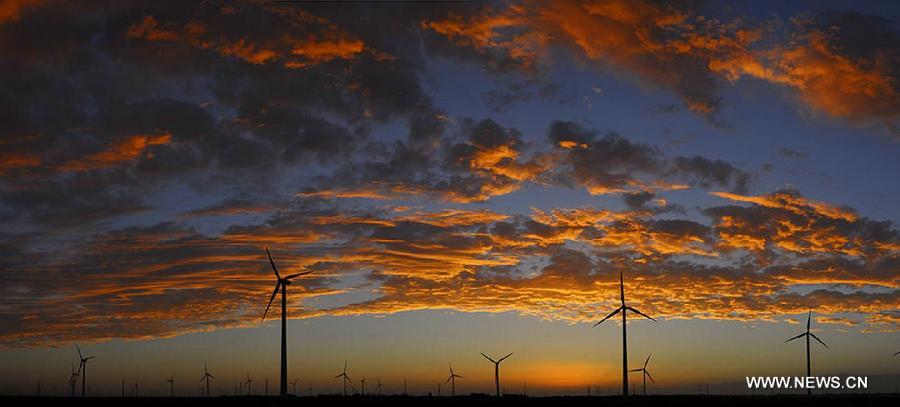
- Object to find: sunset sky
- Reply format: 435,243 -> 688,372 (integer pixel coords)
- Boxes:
0,0 -> 898,397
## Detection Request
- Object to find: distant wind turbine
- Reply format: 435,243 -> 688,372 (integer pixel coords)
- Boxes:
446,362 -> 463,396
361,376 -> 366,395
628,354 -> 655,396
262,248 -> 313,397
376,378 -> 383,395
593,270 -> 656,397
334,362 -> 351,396
292,378 -> 299,395
76,345 -> 95,397
246,372 -> 255,395
166,373 -> 175,397
785,310 -> 828,396
69,363 -> 79,397
200,363 -> 214,397
481,352 -> 513,397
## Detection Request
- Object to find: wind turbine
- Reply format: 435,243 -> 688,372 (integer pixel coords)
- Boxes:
76,345 -> 95,397
376,378 -> 383,395
200,363 -> 214,397
291,379 -> 299,395
446,362 -> 463,396
593,270 -> 656,397
361,376 -> 366,395
334,362 -> 351,396
69,363 -> 80,397
481,352 -> 512,397
628,354 -> 655,396
262,248 -> 313,397
246,372 -> 255,395
166,373 -> 175,397
785,311 -> 828,396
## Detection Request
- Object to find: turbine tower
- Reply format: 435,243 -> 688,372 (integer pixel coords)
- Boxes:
200,363 -> 214,397
334,362 -> 351,396
593,270 -> 656,397
262,248 -> 313,397
628,354 -> 655,396
481,352 -> 512,397
785,311 -> 828,396
76,345 -> 95,397
166,373 -> 175,397
446,362 -> 463,396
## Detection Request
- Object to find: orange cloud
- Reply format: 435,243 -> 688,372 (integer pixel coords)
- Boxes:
59,133 -> 172,172
127,10 -> 367,69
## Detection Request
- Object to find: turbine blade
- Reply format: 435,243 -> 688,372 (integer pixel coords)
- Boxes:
261,282 -> 281,322
785,332 -> 806,342
457,375 -> 464,379
449,362 -> 454,375
334,374 -> 343,379
499,352 -> 513,362
809,332 -> 828,348
266,248 -> 280,278
446,376 -> 452,383
807,310 -> 811,331
480,353 -> 497,363
644,353 -> 651,369
284,271 -> 313,280
626,306 -> 656,321
76,344 -> 83,359
629,369 -> 642,372
892,351 -> 900,357
209,374 -> 215,379
619,270 -> 625,306
593,307 -> 622,326
645,371 -> 656,384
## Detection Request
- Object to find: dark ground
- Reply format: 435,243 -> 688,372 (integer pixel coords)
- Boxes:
2,395 -> 899,407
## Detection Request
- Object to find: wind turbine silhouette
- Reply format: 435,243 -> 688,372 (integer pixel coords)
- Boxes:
291,378 -> 299,395
785,311 -> 828,396
246,372 -> 255,395
376,378 -> 383,395
69,363 -> 79,397
481,352 -> 512,397
446,362 -> 463,396
628,354 -> 655,396
262,248 -> 313,397
76,345 -> 95,397
200,363 -> 214,397
593,270 -> 655,397
334,362 -> 351,396
360,376 -> 366,395
166,373 -> 175,397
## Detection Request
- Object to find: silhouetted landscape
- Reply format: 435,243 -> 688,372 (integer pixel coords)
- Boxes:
3,395 -> 900,407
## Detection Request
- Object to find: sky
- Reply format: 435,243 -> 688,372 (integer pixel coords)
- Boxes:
0,0 -> 898,397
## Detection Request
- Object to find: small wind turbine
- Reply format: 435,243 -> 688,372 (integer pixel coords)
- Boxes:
376,378 -> 383,395
262,248 -> 313,397
446,362 -> 463,396
200,363 -> 214,397
628,354 -> 655,396
291,378 -> 299,395
76,345 -> 95,397
166,373 -> 175,397
334,362 -> 351,396
246,372 -> 255,395
360,376 -> 366,395
785,310 -> 828,396
593,270 -> 656,397
481,352 -> 512,397
69,363 -> 80,397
